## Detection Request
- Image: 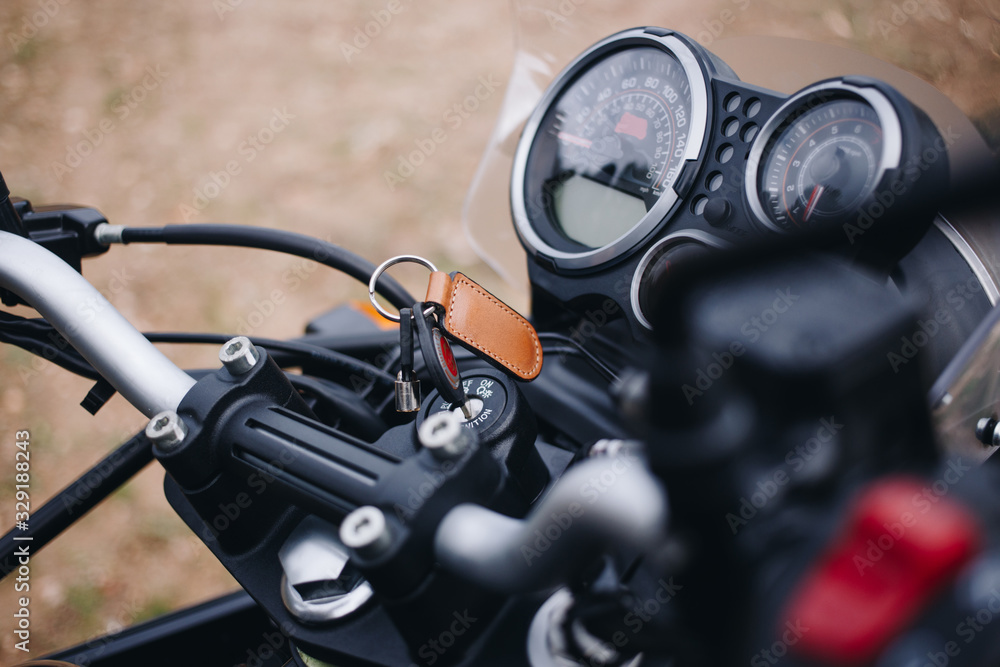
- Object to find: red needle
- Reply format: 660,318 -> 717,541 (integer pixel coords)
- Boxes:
803,184 -> 825,222
556,131 -> 593,149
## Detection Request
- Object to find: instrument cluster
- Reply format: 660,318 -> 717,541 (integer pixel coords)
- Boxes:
511,27 -> 949,334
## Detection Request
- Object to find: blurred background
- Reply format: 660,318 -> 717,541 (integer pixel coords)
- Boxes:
0,0 -> 997,660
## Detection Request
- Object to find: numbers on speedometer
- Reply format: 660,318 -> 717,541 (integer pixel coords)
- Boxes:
529,48 -> 693,250
510,29 -> 952,337
511,29 -> 711,271
541,49 -> 693,249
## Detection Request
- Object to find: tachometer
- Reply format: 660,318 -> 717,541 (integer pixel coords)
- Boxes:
746,79 -> 909,234
512,28 -> 712,271
746,78 -> 950,266
759,99 -> 885,230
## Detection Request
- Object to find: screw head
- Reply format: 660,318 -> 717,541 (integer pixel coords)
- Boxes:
146,411 -> 188,451
219,336 -> 260,375
418,411 -> 472,460
340,506 -> 391,558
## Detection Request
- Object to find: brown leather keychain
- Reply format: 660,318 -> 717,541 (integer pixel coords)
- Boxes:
369,256 -> 543,383
424,270 -> 542,381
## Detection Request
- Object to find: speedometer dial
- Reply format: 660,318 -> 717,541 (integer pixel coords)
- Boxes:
512,29 -> 711,271
540,49 -> 692,248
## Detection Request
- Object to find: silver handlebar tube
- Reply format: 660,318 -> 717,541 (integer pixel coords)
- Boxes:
434,451 -> 669,592
0,231 -> 195,417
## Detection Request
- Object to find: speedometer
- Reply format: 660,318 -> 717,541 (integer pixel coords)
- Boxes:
512,28 -> 712,271
535,49 -> 691,248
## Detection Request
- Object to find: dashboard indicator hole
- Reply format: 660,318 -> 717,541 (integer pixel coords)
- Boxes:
723,117 -> 739,137
707,172 -> 724,192
741,123 -> 759,143
717,144 -> 735,164
692,195 -> 709,216
725,93 -> 742,112
745,98 -> 762,118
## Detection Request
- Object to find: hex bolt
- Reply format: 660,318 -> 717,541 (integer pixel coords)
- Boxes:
418,410 -> 473,461
279,516 -> 374,623
145,410 -> 188,451
340,506 -> 392,559
219,336 -> 260,375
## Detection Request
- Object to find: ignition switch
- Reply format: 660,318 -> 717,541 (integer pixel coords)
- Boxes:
417,367 -> 549,507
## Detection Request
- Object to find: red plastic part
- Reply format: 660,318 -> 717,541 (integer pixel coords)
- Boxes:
782,477 -> 980,665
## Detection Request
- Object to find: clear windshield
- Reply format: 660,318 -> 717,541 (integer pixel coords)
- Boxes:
463,0 -> 1000,292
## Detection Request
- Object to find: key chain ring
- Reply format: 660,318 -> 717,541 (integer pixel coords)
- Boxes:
369,255 -> 438,323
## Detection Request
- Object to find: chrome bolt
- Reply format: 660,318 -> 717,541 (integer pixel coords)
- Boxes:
340,506 -> 392,559
589,439 -> 626,459
976,417 -> 1000,448
528,589 -> 644,667
145,410 -> 188,451
418,410 -> 473,461
615,370 -> 649,423
279,516 -> 374,623
219,336 -> 260,375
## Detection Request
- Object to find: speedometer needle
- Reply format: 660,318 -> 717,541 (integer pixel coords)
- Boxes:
557,131 -> 593,149
803,185 -> 825,222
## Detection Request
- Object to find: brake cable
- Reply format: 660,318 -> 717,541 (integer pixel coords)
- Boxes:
94,223 -> 415,311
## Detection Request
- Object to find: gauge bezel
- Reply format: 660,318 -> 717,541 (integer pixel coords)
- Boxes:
744,80 -> 904,233
631,231 -> 730,330
511,28 -> 712,272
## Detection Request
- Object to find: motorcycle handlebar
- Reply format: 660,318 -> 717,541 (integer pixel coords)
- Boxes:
0,230 -> 195,416
434,449 -> 668,592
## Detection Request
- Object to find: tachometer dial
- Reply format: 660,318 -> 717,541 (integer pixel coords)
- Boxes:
512,29 -> 711,271
746,81 -> 904,234
761,100 -> 883,229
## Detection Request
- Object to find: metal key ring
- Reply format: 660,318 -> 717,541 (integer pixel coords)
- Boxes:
369,255 -> 438,323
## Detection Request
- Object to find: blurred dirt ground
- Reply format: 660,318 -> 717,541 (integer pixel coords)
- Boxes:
0,1 -> 516,659
0,0 -> 997,661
